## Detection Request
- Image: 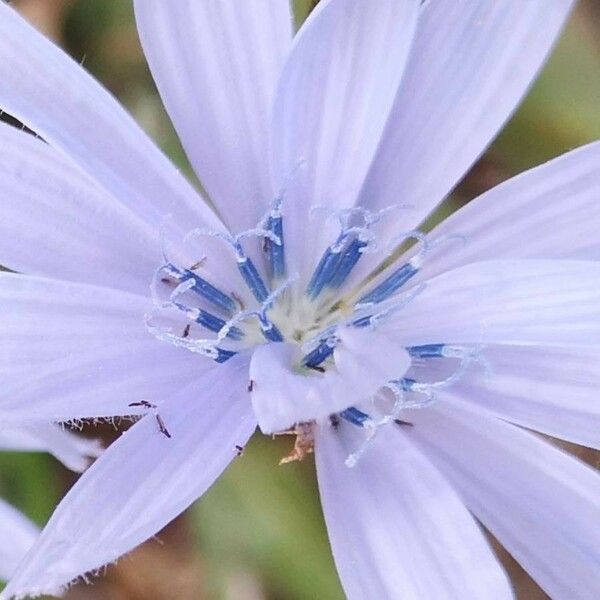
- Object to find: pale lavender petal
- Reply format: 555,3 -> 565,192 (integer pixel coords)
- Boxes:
0,500 -> 38,582
453,345 -> 600,450
411,141 -> 600,284
0,122 -> 158,295
357,0 -> 575,249
386,260 -> 600,347
270,0 -> 420,276
0,273 -> 203,422
315,421 -> 512,599
0,426 -> 100,473
134,0 -> 292,231
249,327 -> 410,432
0,273 -> 148,367
0,3 -> 224,239
0,344 -> 205,425
408,397 -> 600,599
1,358 -> 255,600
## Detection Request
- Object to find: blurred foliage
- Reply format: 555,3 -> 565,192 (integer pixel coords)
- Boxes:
491,13 -> 600,172
0,453 -> 58,525
195,435 -> 343,600
3,0 -> 600,598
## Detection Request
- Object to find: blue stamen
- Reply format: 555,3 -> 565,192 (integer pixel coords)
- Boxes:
358,262 -> 418,306
306,234 -> 346,299
302,341 -> 335,368
306,206 -> 397,300
340,407 -> 372,427
328,238 -> 368,289
184,227 -> 274,305
408,344 -> 446,359
306,233 -> 369,299
266,214 -> 285,280
214,348 -> 237,363
351,315 -> 373,328
190,309 -> 243,340
235,244 -> 270,303
167,264 -> 237,314
258,317 -> 284,342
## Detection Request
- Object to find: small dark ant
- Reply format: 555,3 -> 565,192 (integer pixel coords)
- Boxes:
247,379 -> 255,392
329,414 -> 340,429
155,414 -> 172,438
129,401 -> 172,438
262,236 -> 272,253
129,400 -> 154,409
182,324 -> 191,338
394,419 -> 414,427
235,444 -> 245,456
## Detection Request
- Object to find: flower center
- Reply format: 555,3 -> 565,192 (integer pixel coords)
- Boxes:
146,201 -> 485,465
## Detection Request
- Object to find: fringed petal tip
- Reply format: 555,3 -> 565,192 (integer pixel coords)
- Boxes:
1,585 -> 64,600
2,570 -> 106,599
1,545 -> 127,599
2,554 -> 127,599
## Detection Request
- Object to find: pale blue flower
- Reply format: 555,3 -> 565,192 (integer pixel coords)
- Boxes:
0,1 -> 598,598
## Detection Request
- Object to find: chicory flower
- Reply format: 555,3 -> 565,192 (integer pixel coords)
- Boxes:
0,1 -> 598,598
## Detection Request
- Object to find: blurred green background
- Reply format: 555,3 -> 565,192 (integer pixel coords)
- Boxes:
1,1 -> 599,598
